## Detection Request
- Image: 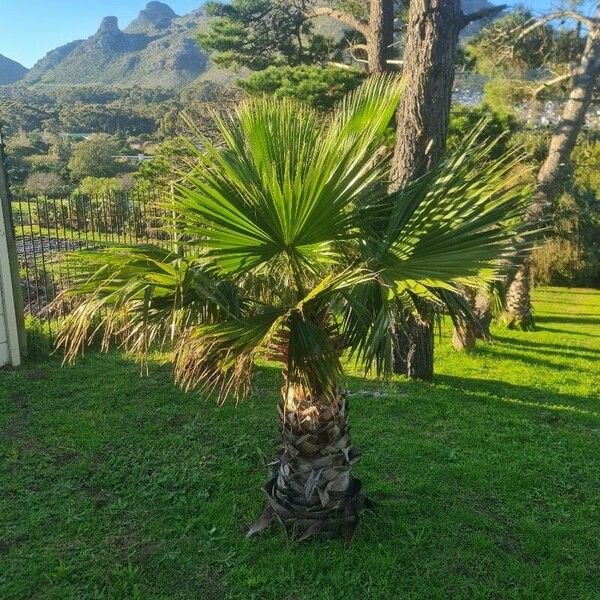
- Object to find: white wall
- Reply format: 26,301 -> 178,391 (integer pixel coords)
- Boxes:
0,205 -> 21,367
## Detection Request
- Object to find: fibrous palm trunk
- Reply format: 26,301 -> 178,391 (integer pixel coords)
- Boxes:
394,313 -> 434,380
505,260 -> 534,330
474,290 -> 493,341
452,287 -> 478,351
451,288 -> 494,350
248,384 -> 364,540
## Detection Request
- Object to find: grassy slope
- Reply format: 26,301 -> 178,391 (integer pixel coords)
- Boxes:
1,287 -> 599,600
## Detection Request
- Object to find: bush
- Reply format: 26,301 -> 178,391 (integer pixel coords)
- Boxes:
23,172 -> 67,196
240,65 -> 365,110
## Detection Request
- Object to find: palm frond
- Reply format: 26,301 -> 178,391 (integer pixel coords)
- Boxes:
172,78 -> 402,285
53,246 -> 239,364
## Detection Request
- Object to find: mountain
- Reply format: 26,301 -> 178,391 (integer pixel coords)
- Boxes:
461,0 -> 504,37
24,2 -> 210,88
0,54 -> 28,85
125,1 -> 177,34
18,0 -> 502,90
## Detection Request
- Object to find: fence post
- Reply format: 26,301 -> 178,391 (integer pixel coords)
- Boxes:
0,123 -> 27,363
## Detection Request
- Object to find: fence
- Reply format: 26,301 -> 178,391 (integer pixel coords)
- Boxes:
10,191 -> 174,354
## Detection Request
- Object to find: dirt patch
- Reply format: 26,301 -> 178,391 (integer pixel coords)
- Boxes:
3,391 -> 45,456
26,368 -> 49,382
0,532 -> 30,556
3,392 -> 31,445
51,449 -> 78,466
113,525 -> 161,566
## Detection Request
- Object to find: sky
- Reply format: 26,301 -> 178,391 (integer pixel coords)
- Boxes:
0,0 -> 598,69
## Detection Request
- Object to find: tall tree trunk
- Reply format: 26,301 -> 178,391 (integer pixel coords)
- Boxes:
367,0 -> 395,74
390,0 -> 463,379
507,16 -> 600,329
390,0 -> 463,185
248,384 -> 363,540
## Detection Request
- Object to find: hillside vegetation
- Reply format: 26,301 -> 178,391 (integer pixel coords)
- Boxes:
0,54 -> 28,85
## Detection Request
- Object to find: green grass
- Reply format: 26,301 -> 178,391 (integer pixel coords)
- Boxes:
1,287 -> 599,599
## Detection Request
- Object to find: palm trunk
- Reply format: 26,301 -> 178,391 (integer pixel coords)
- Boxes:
474,289 -> 493,341
505,260 -> 534,330
248,384 -> 364,540
393,312 -> 434,380
452,287 -> 478,351
508,17 -> 600,327
452,288 -> 493,349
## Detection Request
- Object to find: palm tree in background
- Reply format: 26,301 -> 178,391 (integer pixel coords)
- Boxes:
55,78 -> 530,540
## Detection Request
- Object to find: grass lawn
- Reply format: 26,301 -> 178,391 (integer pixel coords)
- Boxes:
1,287 -> 599,599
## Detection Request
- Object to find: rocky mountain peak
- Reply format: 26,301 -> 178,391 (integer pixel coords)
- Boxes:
125,2 -> 177,34
96,16 -> 120,36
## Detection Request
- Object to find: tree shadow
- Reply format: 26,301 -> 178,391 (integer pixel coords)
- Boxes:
434,374 -> 599,419
536,325 -> 600,338
535,315 -> 600,326
491,334 -> 600,358
538,287 -> 599,296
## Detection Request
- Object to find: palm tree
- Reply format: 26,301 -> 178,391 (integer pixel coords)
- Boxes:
55,78 -> 529,540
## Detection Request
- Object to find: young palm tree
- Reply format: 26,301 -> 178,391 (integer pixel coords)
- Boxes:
55,78 -> 530,540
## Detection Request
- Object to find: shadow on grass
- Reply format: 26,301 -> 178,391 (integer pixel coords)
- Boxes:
536,325 -> 600,338
535,315 -> 600,326
537,287 -> 600,295
435,374 -> 599,419
492,335 -> 600,358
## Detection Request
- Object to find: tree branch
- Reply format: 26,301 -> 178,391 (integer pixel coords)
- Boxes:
518,11 -> 597,42
532,71 -> 576,99
462,4 -> 507,27
302,7 -> 369,37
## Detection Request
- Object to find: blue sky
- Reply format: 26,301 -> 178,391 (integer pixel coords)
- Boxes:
0,0 -> 597,68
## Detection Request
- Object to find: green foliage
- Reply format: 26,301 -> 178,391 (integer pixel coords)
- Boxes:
68,134 -> 122,181
134,139 -> 195,191
467,10 -> 556,77
240,64 -> 365,109
58,103 -> 158,135
76,176 -> 126,197
448,104 -> 518,158
198,0 -> 343,70
573,138 -> 600,197
2,288 -> 600,598
483,78 -> 532,115
530,137 -> 600,288
56,79 -> 530,400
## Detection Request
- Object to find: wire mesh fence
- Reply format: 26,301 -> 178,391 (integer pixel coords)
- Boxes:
10,191 -> 175,354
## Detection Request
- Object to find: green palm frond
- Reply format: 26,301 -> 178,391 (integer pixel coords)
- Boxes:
55,78 -> 532,400
172,77 -> 402,281
53,246 -> 240,364
342,125 -> 533,377
173,268 -> 373,401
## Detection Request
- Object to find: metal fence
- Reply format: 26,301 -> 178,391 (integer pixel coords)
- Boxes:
10,192 -> 173,354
